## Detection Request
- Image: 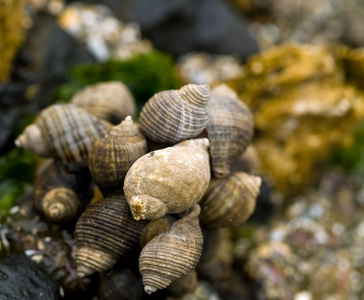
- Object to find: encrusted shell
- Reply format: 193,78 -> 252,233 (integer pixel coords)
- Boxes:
15,104 -> 111,165
89,116 -> 147,195
74,195 -> 146,277
33,160 -> 91,223
124,138 -> 211,220
71,81 -> 137,124
139,84 -> 211,143
207,84 -> 254,178
199,172 -> 262,227
139,204 -> 203,294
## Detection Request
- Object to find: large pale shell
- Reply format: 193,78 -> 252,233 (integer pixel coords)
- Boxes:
74,195 -> 146,277
124,138 -> 211,220
199,172 -> 262,227
139,84 -> 211,143
15,104 -> 111,165
33,160 -> 91,224
71,81 -> 136,124
207,84 -> 254,178
89,116 -> 147,195
139,204 -> 203,294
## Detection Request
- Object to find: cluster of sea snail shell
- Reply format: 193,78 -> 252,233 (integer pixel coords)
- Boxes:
15,80 -> 262,297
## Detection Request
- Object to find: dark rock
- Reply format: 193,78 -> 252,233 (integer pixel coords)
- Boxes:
0,254 -> 60,300
249,178 -> 275,224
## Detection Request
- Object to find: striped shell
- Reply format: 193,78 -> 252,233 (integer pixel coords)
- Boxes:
139,84 -> 210,143
33,160 -> 91,224
199,172 -> 262,228
89,116 -> 147,195
124,138 -> 211,220
15,104 -> 111,165
139,204 -> 203,294
74,195 -> 146,277
71,81 -> 136,124
207,84 -> 254,178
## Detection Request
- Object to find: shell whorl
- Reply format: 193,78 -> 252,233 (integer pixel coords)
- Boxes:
138,84 -> 211,143
14,123 -> 49,157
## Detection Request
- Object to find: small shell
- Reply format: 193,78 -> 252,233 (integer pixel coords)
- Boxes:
199,172 -> 262,228
33,160 -> 91,223
140,215 -> 177,248
124,138 -> 211,220
230,144 -> 261,175
139,204 -> 203,294
71,81 -> 137,124
15,104 -> 111,165
74,195 -> 146,277
139,84 -> 210,143
89,116 -> 147,195
207,84 -> 254,178
167,270 -> 198,297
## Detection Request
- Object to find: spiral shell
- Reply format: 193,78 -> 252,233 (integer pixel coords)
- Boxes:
33,160 -> 91,223
71,81 -> 137,124
74,195 -> 146,277
207,84 -> 254,178
139,84 -> 211,143
124,138 -> 211,220
139,204 -> 203,294
199,172 -> 262,228
15,104 -> 111,165
89,116 -> 147,195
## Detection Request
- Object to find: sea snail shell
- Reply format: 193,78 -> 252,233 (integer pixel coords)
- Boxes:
139,84 -> 211,144
74,195 -> 146,277
89,116 -> 147,195
139,204 -> 203,294
71,81 -> 137,124
124,138 -> 211,221
15,104 -> 111,165
199,172 -> 262,228
207,84 -> 254,178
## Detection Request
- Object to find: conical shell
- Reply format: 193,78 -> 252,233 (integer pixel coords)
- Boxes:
89,116 -> 147,195
71,81 -> 137,124
15,104 -> 111,165
207,84 -> 254,178
139,204 -> 203,294
124,138 -> 211,220
139,84 -> 211,143
74,195 -> 146,277
199,172 -> 262,228
33,160 -> 91,224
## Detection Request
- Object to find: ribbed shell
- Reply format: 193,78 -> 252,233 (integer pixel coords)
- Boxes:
71,81 -> 136,124
33,160 -> 91,224
89,116 -> 147,195
74,195 -> 146,277
139,204 -> 203,294
139,84 -> 211,143
15,104 -> 111,165
124,138 -> 211,220
207,84 -> 254,178
199,172 -> 262,228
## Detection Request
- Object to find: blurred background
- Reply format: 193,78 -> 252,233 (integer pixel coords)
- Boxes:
2,0 -> 364,299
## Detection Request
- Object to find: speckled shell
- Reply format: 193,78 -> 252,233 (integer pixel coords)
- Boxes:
139,204 -> 203,294
199,172 -> 262,227
207,84 -> 254,178
124,138 -> 211,220
139,84 -> 211,143
74,195 -> 146,277
15,104 -> 111,165
71,81 -> 137,124
89,116 -> 147,195
33,160 -> 91,224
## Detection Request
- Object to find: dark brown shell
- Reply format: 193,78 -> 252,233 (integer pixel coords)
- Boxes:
33,160 -> 91,224
88,116 -> 147,195
74,195 -> 146,277
139,84 -> 210,143
139,204 -> 203,294
199,172 -> 262,228
207,84 -> 254,178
